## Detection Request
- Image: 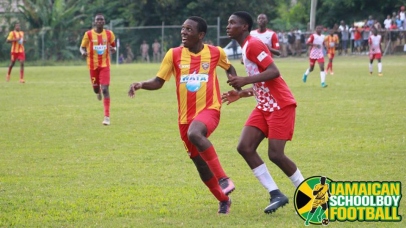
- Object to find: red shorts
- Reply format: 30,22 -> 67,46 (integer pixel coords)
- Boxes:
179,109 -> 220,158
245,105 -> 296,140
11,52 -> 25,61
90,67 -> 110,86
327,53 -> 335,60
369,53 -> 382,60
309,57 -> 324,66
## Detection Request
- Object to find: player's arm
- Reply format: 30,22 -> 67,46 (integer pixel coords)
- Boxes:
221,87 -> 254,105
268,33 -> 281,56
225,65 -> 241,91
128,77 -> 165,98
80,33 -> 89,57
313,186 -> 323,195
227,62 -> 280,88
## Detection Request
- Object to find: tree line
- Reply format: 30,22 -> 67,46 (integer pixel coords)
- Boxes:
0,0 -> 403,62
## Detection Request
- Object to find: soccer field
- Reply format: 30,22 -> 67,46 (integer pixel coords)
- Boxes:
0,56 -> 405,227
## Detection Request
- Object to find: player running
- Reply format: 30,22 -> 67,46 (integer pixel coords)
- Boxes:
324,29 -> 339,75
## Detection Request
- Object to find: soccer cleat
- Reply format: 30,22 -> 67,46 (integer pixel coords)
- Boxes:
321,82 -> 328,88
369,72 -> 373,75
378,73 -> 383,77
102,116 -> 110,125
19,79 -> 25,83
264,194 -> 289,214
302,74 -> 307,83
218,198 -> 231,214
219,177 -> 235,195
97,93 -> 102,101
6,74 -> 10,82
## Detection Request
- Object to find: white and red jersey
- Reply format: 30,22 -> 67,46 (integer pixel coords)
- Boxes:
250,29 -> 280,56
369,34 -> 382,54
241,35 -> 296,112
307,33 -> 325,59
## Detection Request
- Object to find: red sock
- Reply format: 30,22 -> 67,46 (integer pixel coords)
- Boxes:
103,98 -> 110,117
20,69 -> 24,79
204,177 -> 228,202
199,146 -> 227,180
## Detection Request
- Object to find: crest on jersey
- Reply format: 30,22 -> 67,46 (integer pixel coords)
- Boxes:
202,62 -> 209,70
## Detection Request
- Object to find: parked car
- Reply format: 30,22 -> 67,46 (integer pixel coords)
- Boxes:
223,41 -> 242,59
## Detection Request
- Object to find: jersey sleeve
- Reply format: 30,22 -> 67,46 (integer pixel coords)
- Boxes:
271,33 -> 280,49
7,32 -> 14,41
306,34 -> 314,44
80,32 -> 89,48
110,31 -> 116,47
246,39 -> 273,69
156,49 -> 174,81
216,46 -> 231,71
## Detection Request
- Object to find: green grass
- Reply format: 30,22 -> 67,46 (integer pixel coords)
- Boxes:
0,56 -> 405,227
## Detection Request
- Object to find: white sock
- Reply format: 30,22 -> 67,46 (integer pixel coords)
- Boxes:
289,168 -> 305,187
252,163 -> 278,192
305,68 -> 310,75
369,63 -> 373,72
378,62 -> 382,73
320,71 -> 326,83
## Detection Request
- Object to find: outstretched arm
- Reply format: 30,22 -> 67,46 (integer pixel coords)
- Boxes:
128,77 -> 165,98
221,87 -> 254,105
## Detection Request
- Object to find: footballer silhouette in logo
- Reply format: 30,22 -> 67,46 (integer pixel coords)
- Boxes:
305,176 -> 331,226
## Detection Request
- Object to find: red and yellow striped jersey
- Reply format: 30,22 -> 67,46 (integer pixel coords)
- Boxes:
157,44 -> 231,124
7,31 -> 24,53
80,29 -> 116,70
325,34 -> 339,54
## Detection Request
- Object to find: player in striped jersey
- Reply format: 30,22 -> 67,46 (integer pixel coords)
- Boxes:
368,27 -> 383,76
6,22 -> 25,83
80,14 -> 116,125
128,16 -> 239,214
324,29 -> 339,75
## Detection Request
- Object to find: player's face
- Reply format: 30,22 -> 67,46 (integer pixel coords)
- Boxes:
316,26 -> 322,34
94,15 -> 105,29
226,15 -> 245,39
257,14 -> 268,28
181,19 -> 202,48
14,24 -> 20,31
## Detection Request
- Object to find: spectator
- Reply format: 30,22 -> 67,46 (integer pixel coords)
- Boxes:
338,20 -> 349,55
140,40 -> 150,63
399,6 -> 405,30
119,54 -> 124,64
362,26 -> 370,53
384,15 -> 392,30
287,29 -> 296,56
152,39 -> 161,62
389,21 -> 398,54
366,15 -> 374,28
349,25 -> 355,53
279,30 -> 288,57
294,28 -> 302,56
125,44 -> 134,63
354,26 -> 363,54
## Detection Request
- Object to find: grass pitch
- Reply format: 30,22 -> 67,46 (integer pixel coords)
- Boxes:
0,56 -> 405,227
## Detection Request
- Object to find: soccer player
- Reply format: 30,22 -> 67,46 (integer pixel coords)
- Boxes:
128,16 -> 237,214
302,25 -> 328,88
80,14 -> 116,125
6,22 -> 25,83
223,11 -> 304,214
304,176 -> 331,226
324,29 -> 339,75
250,14 -> 281,57
368,27 -> 383,76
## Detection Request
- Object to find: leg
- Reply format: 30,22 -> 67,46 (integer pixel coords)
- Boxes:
377,58 -> 382,76
7,58 -> 16,81
188,110 -> 235,195
99,68 -> 111,124
305,207 -> 318,226
318,61 -> 327,87
268,139 -> 297,176
303,60 -> 315,83
369,58 -> 374,74
19,60 -> 25,82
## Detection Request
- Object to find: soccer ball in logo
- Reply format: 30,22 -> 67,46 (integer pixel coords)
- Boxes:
321,218 -> 329,226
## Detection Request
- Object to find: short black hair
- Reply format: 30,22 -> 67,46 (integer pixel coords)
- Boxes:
232,11 -> 253,32
187,16 -> 207,34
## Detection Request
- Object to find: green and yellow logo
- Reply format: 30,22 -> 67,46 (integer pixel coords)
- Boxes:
294,176 -> 402,226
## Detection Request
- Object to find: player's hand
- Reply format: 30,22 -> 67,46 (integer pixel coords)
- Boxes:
128,82 -> 143,98
81,52 -> 88,57
110,47 -> 117,54
227,75 -> 248,88
221,90 -> 240,105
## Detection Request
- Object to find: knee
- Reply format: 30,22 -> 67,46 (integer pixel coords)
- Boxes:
101,86 -> 109,95
268,149 -> 284,164
237,143 -> 252,156
187,129 -> 202,145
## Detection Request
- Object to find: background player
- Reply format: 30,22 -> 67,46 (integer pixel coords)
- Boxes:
6,22 -> 25,83
368,27 -> 383,76
224,11 -> 304,214
128,16 -> 238,214
304,176 -> 331,226
324,29 -> 339,75
80,13 -> 116,125
250,13 -> 281,57
302,25 -> 328,88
